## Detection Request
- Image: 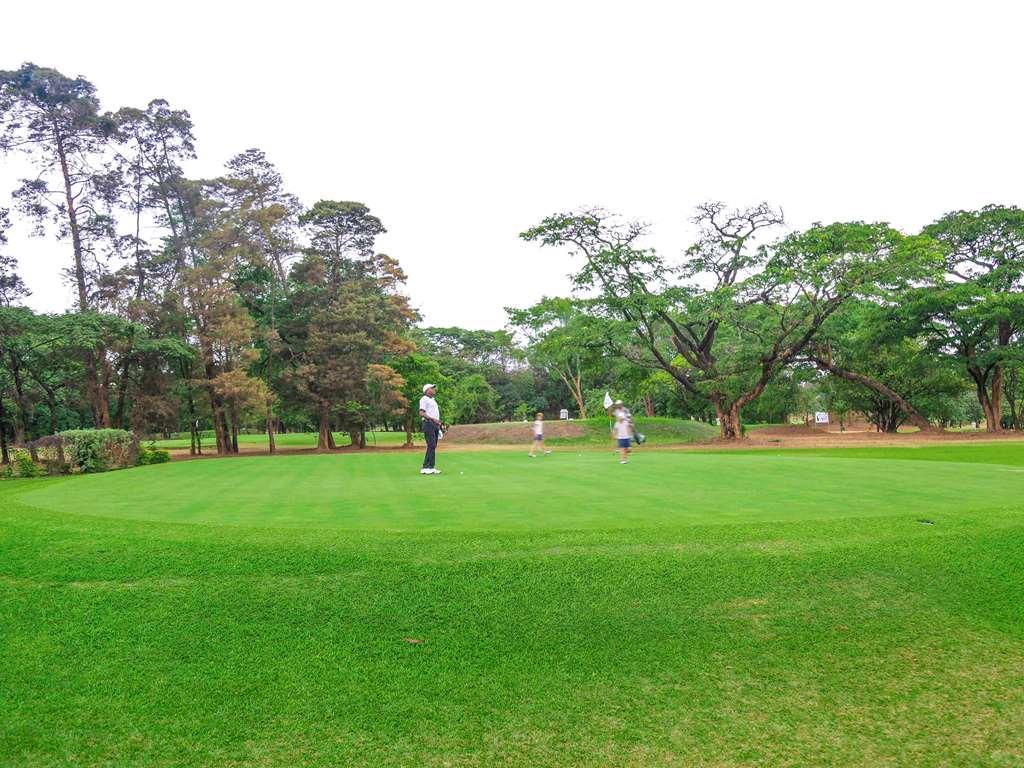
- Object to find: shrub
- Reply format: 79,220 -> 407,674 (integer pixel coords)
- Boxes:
59,429 -> 139,474
26,434 -> 69,475
137,441 -> 171,466
3,449 -> 44,478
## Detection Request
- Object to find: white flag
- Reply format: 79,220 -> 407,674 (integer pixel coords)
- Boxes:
603,391 -> 613,409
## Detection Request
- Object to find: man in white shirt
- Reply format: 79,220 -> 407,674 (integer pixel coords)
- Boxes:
419,384 -> 442,475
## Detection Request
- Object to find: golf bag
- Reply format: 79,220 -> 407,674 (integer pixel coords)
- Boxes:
625,409 -> 645,445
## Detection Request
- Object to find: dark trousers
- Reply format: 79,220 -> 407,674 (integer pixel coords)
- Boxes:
422,420 -> 439,468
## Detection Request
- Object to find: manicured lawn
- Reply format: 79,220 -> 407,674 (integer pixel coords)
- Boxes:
728,441 -> 1024,467
151,430 -> 414,450
2,444 -> 1023,766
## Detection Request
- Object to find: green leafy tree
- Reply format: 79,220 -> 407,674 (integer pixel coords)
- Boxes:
800,300 -> 953,432
448,373 -> 499,424
910,205 -> 1024,432
0,209 -> 28,307
214,149 -> 300,452
0,63 -> 123,426
282,202 -> 413,449
506,297 -> 609,418
522,205 -> 940,439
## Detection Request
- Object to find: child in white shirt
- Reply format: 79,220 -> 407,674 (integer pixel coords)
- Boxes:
529,412 -> 551,457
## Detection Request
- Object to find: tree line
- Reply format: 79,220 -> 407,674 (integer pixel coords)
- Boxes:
1,63 -> 1021,461
517,203 -> 1023,438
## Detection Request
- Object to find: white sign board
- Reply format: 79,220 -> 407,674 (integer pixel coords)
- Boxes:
559,408 -> 569,420
815,411 -> 830,425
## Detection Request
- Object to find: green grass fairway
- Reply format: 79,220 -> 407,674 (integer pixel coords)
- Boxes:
152,430 -> 414,450
3,445 -> 1023,766
150,417 -> 719,452
731,441 -> 1024,466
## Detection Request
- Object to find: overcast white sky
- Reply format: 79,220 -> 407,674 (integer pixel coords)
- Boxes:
3,0 -> 1022,328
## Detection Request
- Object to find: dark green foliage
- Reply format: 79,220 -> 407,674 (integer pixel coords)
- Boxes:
447,373 -> 500,424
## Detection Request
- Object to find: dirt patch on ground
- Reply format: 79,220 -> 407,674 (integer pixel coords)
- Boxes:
443,421 -> 586,444
749,424 -> 830,438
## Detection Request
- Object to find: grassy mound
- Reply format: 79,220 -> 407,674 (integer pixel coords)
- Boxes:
3,443 -> 1023,766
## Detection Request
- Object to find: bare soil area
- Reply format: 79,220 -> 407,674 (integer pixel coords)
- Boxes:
443,421 -> 586,444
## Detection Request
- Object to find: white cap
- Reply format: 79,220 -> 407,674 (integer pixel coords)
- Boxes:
423,383 -> 436,394
614,399 -> 624,405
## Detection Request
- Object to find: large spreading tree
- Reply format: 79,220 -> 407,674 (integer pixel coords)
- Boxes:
911,205 -> 1024,432
522,205 -> 941,438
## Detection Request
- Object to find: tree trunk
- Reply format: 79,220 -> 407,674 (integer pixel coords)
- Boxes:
228,408 -> 239,453
45,394 -> 66,466
880,403 -> 901,433
197,334 -> 232,454
55,132 -> 88,311
1005,369 -> 1020,430
557,369 -> 588,419
809,355 -> 936,432
404,413 -> 414,447
56,132 -> 110,429
969,366 -> 1001,433
83,351 -> 112,428
990,365 -> 1004,432
210,401 -> 228,454
184,373 -> 199,456
317,402 -> 332,449
266,398 -> 277,454
209,409 -> 224,456
572,377 -> 587,419
643,394 -> 655,417
112,353 -> 132,430
991,318 -> 1012,430
0,395 -> 9,464
8,351 -> 31,445
713,398 -> 743,440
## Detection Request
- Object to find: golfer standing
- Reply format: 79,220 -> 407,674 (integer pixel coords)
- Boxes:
419,384 -> 442,475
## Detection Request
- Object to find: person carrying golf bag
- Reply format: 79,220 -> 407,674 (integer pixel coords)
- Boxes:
610,399 -> 645,463
419,383 -> 443,475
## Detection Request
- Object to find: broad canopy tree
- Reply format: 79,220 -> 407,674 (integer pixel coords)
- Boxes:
802,300 -> 962,432
911,205 -> 1024,432
522,204 -> 941,439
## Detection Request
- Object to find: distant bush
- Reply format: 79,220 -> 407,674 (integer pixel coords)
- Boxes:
59,429 -> 139,474
137,441 -> 171,466
3,449 -> 44,478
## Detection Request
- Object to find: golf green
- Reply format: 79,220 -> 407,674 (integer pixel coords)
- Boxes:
2,444 -> 1023,767
16,448 -> 1024,530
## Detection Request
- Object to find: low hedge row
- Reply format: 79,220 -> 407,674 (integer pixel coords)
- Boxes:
3,430 -> 170,478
